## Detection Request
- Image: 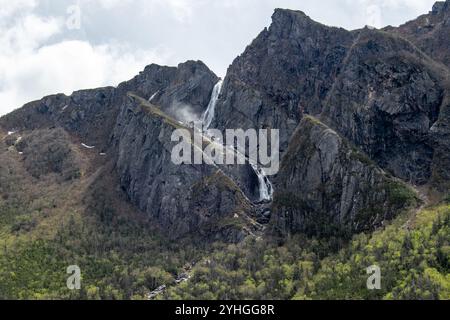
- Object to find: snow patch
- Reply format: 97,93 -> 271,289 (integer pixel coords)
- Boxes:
81,143 -> 95,149
149,91 -> 159,103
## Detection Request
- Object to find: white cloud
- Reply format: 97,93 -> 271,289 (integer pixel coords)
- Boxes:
0,39 -> 170,115
0,0 -> 37,20
356,0 -> 436,28
95,0 -> 133,10
0,15 -> 62,55
164,0 -> 195,23
0,1 -> 171,115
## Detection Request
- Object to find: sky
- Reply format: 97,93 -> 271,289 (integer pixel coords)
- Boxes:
0,0 -> 438,116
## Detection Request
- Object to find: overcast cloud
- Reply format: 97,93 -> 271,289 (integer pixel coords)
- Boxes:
0,0 -> 437,115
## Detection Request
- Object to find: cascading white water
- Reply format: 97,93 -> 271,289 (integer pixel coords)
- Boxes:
202,80 -> 223,130
224,143 -> 273,202
201,79 -> 273,202
148,91 -> 159,103
253,166 -> 273,202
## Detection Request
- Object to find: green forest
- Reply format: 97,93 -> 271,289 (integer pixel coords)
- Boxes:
164,201 -> 450,300
1,153 -> 448,300
0,126 -> 448,300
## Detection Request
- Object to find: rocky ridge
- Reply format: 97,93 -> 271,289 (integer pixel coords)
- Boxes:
2,2 -> 450,242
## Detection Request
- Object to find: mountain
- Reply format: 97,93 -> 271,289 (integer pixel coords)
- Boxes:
386,1 -> 450,68
0,2 -> 449,300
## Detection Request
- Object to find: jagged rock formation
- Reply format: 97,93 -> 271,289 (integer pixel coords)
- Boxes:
212,9 -> 355,151
0,88 -> 117,151
112,94 -> 259,241
386,0 -> 450,68
272,116 -> 417,238
2,2 -> 450,242
320,29 -> 449,185
385,1 -> 450,189
121,61 -> 219,120
0,60 -> 254,242
195,5 -> 450,238
0,60 -> 217,151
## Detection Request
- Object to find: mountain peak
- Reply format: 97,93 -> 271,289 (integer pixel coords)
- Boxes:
271,8 -> 312,27
267,7 -> 337,41
273,8 -> 308,18
432,1 -> 450,15
177,60 -> 212,73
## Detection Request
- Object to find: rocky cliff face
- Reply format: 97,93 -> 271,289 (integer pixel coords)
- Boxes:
205,4 -> 450,238
210,8 -> 450,188
120,61 -> 219,121
0,87 -> 118,151
386,0 -> 450,68
272,116 -> 417,238
2,3 -> 450,243
112,94 -> 258,241
211,9 -> 355,151
384,1 -> 450,189
0,60 -> 254,242
0,60 -> 218,151
320,29 -> 448,185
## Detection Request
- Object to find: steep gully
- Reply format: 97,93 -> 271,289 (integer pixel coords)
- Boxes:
197,81 -> 274,226
146,82 -> 274,299
200,80 -> 274,203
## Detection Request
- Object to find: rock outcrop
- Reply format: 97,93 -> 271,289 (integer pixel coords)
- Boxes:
0,87 -> 117,151
386,0 -> 450,68
272,116 -> 417,238
2,3 -> 450,242
120,60 -> 219,121
111,94 -> 259,241
320,29 -> 448,185
384,1 -> 450,189
0,61 -> 218,152
211,9 -> 355,152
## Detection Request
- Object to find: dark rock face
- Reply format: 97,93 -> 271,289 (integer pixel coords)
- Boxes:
0,60 -> 218,152
382,0 -> 450,189
272,116 -> 417,238
120,60 -> 219,121
152,61 -> 219,120
210,8 -> 450,188
320,30 -> 447,185
0,59 -> 247,242
212,9 -> 355,151
432,1 -> 448,15
0,87 -> 117,150
117,63 -> 178,100
112,94 -> 257,241
387,0 -> 450,68
430,97 -> 450,189
3,3 -> 450,242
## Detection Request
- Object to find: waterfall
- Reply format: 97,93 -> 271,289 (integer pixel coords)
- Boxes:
201,79 -> 273,203
224,143 -> 274,202
251,165 -> 273,202
202,80 -> 223,130
231,148 -> 273,202
148,91 -> 159,103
